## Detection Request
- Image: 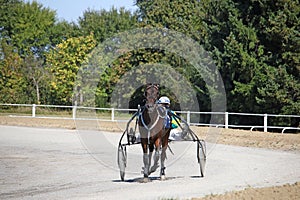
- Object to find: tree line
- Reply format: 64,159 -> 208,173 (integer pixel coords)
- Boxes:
0,0 -> 299,127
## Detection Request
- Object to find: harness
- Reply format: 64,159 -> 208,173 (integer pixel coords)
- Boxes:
139,104 -> 167,143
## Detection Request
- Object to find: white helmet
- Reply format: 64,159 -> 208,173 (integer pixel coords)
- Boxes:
158,96 -> 170,105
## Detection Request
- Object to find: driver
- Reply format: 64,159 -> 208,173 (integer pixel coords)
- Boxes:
157,96 -> 179,129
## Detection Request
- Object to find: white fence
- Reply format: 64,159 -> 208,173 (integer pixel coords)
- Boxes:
0,103 -> 299,133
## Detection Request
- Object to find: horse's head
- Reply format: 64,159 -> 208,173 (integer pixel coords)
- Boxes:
144,83 -> 160,110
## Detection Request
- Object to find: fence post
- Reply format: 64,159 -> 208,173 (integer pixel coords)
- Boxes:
32,104 -> 36,117
72,106 -> 77,119
187,111 -> 190,125
111,108 -> 115,121
225,112 -> 229,129
264,114 -> 268,132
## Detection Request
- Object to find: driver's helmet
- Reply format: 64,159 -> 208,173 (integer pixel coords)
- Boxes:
157,96 -> 170,105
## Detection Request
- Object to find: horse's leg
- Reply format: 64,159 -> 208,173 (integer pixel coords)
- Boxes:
160,147 -> 167,180
149,138 -> 160,174
148,142 -> 156,174
160,129 -> 170,180
141,138 -> 150,180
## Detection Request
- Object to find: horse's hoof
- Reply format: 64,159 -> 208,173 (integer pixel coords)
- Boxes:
160,175 -> 166,181
143,177 -> 150,183
142,167 -> 149,176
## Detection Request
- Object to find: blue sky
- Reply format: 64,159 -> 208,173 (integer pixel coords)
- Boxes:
28,0 -> 137,22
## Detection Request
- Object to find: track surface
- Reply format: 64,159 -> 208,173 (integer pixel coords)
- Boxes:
1,126 -> 299,200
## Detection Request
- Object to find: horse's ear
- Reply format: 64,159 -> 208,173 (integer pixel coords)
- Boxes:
144,84 -> 148,96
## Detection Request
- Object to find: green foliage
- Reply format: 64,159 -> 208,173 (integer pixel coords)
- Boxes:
0,0 -> 298,128
0,0 -> 56,56
137,0 -> 203,40
46,34 -> 96,105
78,7 -> 138,42
22,54 -> 51,104
133,0 -> 212,110
0,39 -> 29,103
198,0 -> 300,118
131,0 -> 299,127
49,20 -> 81,45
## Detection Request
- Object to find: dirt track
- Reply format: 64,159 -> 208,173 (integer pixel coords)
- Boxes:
0,116 -> 299,199
1,116 -> 299,151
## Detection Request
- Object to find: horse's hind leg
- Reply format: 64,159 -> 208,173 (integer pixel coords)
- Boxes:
160,129 -> 170,180
160,147 -> 167,180
150,149 -> 160,174
148,143 -> 157,175
150,138 -> 161,174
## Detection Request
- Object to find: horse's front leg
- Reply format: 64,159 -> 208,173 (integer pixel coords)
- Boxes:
141,138 -> 150,181
148,142 -> 155,173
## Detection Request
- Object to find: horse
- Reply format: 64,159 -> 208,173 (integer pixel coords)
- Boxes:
138,83 -> 171,181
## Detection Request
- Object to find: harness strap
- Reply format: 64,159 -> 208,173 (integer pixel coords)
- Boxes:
141,111 -> 161,131
140,106 -> 166,143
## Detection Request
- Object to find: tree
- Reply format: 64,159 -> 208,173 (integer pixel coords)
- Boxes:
46,34 -> 96,105
0,0 -> 56,57
22,55 -> 50,104
119,0 -> 212,111
0,39 -> 28,103
49,20 -> 81,47
77,7 -> 140,107
136,0 -> 204,41
132,0 -> 300,128
78,7 -> 138,43
1,0 -> 82,104
198,0 -> 300,126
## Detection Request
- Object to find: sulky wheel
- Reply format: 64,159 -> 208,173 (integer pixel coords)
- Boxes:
117,144 -> 127,181
197,140 -> 206,177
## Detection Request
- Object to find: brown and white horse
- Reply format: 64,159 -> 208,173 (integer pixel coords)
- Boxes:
138,83 -> 171,181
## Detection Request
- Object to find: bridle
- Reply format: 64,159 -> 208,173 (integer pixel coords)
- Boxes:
139,83 -> 166,142
144,83 -> 160,111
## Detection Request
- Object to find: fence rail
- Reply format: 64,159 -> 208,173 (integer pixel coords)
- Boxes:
0,103 -> 299,134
